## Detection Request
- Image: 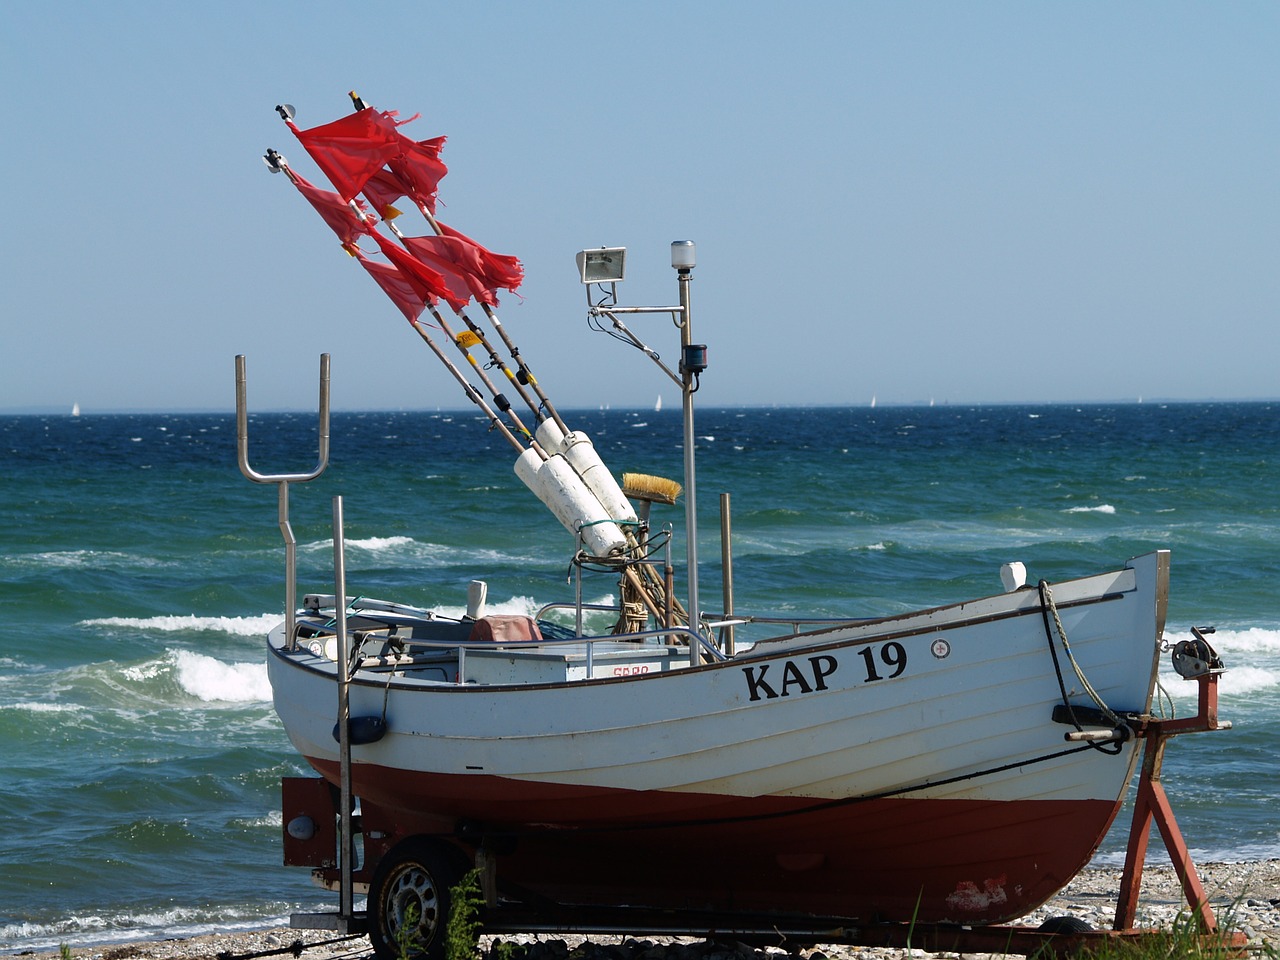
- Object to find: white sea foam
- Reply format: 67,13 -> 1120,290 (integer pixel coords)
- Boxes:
1205,625 -> 1280,655
2,701 -> 84,714
3,549 -> 157,569
171,650 -> 271,703
0,901 -> 310,953
80,613 -> 281,636
428,594 -> 543,621
1063,504 -> 1117,514
343,535 -> 415,551
1216,665 -> 1280,696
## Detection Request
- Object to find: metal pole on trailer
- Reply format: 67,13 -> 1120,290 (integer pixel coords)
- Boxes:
332,496 -> 355,928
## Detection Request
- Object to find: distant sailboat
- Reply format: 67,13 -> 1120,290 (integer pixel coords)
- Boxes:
71,402 -> 80,417
654,395 -> 662,412
870,394 -> 877,409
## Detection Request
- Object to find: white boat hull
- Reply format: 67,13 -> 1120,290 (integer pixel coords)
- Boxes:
269,551 -> 1167,925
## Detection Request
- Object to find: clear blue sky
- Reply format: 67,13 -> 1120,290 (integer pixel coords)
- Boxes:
2,2 -> 1276,412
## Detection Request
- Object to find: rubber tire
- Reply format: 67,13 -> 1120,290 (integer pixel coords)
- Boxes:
367,838 -> 464,960
1037,915 -> 1094,935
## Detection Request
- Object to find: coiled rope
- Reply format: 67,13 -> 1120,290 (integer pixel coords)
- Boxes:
1037,579 -> 1124,754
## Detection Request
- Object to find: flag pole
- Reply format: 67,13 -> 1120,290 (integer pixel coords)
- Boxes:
266,153 -> 532,457
342,92 -> 560,435
382,221 -> 544,450
416,202 -> 570,437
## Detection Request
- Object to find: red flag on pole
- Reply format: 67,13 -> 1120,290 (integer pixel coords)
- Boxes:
401,235 -> 491,307
406,223 -> 524,305
439,221 -> 523,293
288,171 -> 375,248
387,135 -> 448,214
370,230 -> 469,313
360,135 -> 448,217
289,108 -> 404,202
360,168 -> 413,220
355,250 -> 428,323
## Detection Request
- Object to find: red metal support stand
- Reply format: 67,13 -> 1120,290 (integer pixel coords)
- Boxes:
1113,670 -> 1237,940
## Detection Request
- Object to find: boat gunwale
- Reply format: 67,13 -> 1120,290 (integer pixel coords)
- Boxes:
268,581 -> 1138,695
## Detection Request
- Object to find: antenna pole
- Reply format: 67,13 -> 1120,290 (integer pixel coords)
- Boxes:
677,263 -> 701,663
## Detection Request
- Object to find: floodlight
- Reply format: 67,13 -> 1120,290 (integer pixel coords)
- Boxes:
576,247 -> 627,285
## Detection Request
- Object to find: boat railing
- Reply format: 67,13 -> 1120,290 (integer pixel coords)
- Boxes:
303,621 -> 727,680
705,612 -> 870,636
535,600 -> 620,623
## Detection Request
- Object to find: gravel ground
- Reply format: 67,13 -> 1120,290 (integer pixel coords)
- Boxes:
14,861 -> 1278,960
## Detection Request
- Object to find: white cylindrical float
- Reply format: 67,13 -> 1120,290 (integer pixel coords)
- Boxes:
514,448 -> 628,556
535,418 -> 566,454
559,431 -> 639,525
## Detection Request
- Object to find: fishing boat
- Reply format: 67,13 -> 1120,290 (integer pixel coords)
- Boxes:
244,96 -> 1236,959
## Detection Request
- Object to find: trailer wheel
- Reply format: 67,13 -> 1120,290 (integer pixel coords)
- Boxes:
367,838 -> 463,960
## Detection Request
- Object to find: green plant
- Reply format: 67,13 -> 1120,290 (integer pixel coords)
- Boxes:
445,868 -> 485,960
487,941 -> 524,960
59,945 -> 73,960
395,900 -> 425,960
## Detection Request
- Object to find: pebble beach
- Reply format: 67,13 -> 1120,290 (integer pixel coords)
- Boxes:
15,861 -> 1278,960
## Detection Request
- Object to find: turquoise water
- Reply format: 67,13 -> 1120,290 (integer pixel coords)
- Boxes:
1,402 -> 1277,950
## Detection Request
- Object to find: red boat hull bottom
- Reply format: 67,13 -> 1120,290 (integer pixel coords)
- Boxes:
312,759 -> 1124,925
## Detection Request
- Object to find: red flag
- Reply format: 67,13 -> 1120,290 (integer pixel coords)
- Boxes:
361,135 -> 448,216
386,135 -> 448,214
405,223 -> 523,305
401,235 -> 490,307
289,108 -> 403,201
370,230 -> 469,313
439,221 -> 523,293
355,250 -> 428,323
288,171 -> 374,248
360,167 -> 413,219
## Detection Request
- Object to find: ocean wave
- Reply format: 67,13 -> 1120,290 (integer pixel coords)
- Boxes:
1205,625 -> 1280,655
0,901 -> 312,953
170,650 -> 272,703
343,535 -> 416,551
0,701 -> 84,714
0,549 -> 164,570
83,650 -> 273,701
1062,504 -> 1117,515
79,613 -> 282,637
1159,664 -> 1278,700
1216,665 -> 1280,696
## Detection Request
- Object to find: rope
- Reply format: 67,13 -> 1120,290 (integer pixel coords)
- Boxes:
1037,579 -> 1124,755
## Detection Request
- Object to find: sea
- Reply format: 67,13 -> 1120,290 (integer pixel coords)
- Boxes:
1,401 -> 1277,951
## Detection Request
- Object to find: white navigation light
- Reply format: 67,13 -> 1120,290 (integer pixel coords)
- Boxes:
670,240 -> 696,271
576,247 -> 627,285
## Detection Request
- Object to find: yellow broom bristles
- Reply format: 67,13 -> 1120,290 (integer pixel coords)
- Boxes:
622,472 -> 682,505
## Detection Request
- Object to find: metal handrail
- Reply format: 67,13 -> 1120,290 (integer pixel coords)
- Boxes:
235,353 -> 331,647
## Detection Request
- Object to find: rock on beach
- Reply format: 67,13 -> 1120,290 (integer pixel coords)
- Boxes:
16,861 -> 1279,960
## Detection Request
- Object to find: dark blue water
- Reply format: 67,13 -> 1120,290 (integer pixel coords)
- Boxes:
1,402 -> 1277,949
